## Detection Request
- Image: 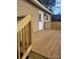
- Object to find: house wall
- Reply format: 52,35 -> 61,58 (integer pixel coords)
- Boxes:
17,0 -> 40,32
44,13 -> 51,22
44,22 -> 51,30
17,0 -> 51,32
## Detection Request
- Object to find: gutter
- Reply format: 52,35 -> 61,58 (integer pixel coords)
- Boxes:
30,0 -> 53,15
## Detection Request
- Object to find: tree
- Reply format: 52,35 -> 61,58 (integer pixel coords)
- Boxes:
38,0 -> 56,12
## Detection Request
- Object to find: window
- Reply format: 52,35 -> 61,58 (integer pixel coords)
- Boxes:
46,15 -> 48,20
39,14 -> 41,21
44,13 -> 48,20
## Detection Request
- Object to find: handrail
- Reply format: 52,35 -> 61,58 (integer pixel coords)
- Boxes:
17,14 -> 32,59
17,14 -> 32,32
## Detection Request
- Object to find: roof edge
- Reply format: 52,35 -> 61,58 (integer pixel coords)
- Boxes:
30,0 -> 53,15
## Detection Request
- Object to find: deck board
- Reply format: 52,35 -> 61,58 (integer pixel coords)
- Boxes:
31,30 -> 61,58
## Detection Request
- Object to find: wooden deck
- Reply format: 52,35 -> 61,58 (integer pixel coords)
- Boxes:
31,30 -> 61,59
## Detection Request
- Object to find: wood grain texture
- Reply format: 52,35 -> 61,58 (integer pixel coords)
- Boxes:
22,45 -> 32,59
29,51 -> 48,59
31,30 -> 61,58
17,14 -> 31,32
22,28 -> 26,54
17,15 -> 32,59
51,22 -> 61,30
17,32 -> 21,59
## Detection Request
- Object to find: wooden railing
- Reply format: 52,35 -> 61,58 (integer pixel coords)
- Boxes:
17,14 -> 32,59
51,22 -> 61,30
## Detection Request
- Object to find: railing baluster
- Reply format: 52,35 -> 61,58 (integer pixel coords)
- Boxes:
22,27 -> 26,54
27,24 -> 29,47
17,15 -> 32,59
17,32 -> 21,59
25,24 -> 28,49
28,22 -> 31,46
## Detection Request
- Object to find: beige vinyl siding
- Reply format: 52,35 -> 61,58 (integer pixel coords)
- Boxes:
17,0 -> 38,16
48,14 -> 51,22
17,0 -> 51,32
44,13 -> 51,22
17,0 -> 39,32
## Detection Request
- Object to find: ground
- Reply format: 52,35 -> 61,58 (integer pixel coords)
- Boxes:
29,30 -> 61,59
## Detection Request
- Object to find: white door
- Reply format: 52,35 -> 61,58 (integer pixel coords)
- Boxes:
39,11 -> 44,30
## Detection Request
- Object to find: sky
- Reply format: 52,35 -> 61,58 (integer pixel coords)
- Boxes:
52,0 -> 61,14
